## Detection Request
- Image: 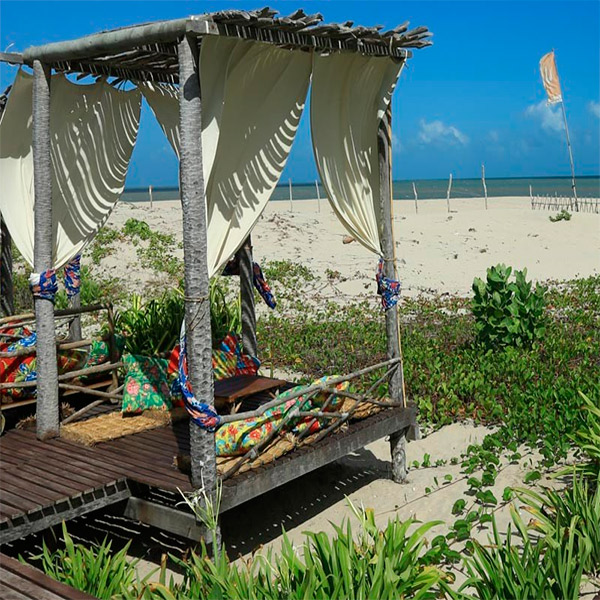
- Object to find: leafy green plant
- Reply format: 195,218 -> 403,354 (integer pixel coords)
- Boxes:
471,264 -> 547,349
210,278 -> 241,346
26,522 -> 137,599
115,290 -> 185,355
115,280 -> 241,355
549,210 -> 572,223
518,474 -> 600,575
459,507 -> 588,600
174,497 -> 449,600
570,392 -> 600,480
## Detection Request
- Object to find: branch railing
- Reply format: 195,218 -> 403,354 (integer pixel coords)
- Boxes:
0,303 -> 123,420
219,357 -> 403,481
530,193 -> 599,214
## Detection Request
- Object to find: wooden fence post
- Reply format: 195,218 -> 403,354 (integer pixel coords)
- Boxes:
32,59 -> 59,440
412,182 -> 418,214
315,180 -> 321,213
378,104 -> 408,483
481,164 -> 488,210
178,36 -> 218,514
446,174 -> 453,213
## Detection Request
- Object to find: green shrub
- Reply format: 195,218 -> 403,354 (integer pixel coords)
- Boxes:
115,290 -> 185,356
518,474 -> 600,576
210,278 -> 241,347
459,507 -> 588,600
549,210 -> 572,223
174,496 -> 449,600
27,523 -> 137,599
472,264 -> 547,349
115,280 -> 241,356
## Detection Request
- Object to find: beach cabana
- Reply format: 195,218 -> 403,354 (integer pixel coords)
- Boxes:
0,8 -> 431,544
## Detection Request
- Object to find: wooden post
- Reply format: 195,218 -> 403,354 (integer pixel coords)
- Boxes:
149,185 -> 153,209
32,60 -> 59,440
289,179 -> 293,211
315,180 -> 321,213
377,104 -> 408,483
238,235 -> 257,357
0,217 -> 14,317
529,185 -> 533,209
68,293 -> 82,341
446,174 -> 453,213
412,182 -> 418,214
481,164 -> 488,210
178,36 -> 218,506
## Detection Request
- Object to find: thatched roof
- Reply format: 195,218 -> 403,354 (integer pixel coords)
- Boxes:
9,7 -> 432,84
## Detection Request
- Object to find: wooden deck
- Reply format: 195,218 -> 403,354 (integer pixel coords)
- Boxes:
0,405 -> 416,545
0,553 -> 96,599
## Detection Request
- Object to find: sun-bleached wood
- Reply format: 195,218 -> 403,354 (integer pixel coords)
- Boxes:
32,60 -> 59,440
378,104 -> 408,483
178,36 -> 218,505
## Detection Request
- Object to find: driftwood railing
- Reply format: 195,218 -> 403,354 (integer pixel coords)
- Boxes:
0,303 -> 122,421
218,357 -> 403,481
530,194 -> 599,214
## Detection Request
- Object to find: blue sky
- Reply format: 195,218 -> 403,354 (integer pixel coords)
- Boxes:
1,1 -> 599,186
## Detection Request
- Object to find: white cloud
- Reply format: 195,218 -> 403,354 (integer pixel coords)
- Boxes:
418,119 -> 469,146
525,100 -> 564,134
589,100 -> 600,119
488,130 -> 500,142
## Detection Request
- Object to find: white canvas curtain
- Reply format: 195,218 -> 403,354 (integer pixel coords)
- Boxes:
0,69 -> 141,269
141,36 -> 311,277
311,53 -> 404,255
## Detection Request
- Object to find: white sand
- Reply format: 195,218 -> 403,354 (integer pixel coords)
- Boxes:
101,196 -> 600,300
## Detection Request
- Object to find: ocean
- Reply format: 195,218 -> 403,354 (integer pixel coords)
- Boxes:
121,176 -> 600,203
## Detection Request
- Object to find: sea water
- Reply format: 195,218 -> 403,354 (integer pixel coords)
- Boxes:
121,176 -> 600,203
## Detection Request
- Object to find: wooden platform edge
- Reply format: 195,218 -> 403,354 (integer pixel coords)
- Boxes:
220,405 -> 417,513
0,480 -> 131,546
0,552 -> 98,599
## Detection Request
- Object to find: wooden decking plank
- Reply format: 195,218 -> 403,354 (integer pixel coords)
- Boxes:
0,581 -> 32,600
1,568 -> 67,600
1,466 -> 83,499
3,437 -> 109,488
1,553 -> 97,599
39,440 -> 131,480
72,442 -> 190,488
0,481 -> 54,511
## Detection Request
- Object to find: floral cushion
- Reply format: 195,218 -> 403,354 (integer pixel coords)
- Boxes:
121,354 -> 182,414
215,376 -> 349,456
0,326 -> 87,399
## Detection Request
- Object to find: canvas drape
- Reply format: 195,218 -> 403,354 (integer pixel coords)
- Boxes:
0,69 -> 141,270
310,53 -> 404,255
141,36 -> 311,277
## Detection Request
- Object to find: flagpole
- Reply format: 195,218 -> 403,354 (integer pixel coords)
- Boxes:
560,98 -> 578,211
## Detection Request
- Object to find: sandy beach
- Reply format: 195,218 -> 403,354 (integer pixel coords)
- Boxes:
95,195 -> 600,568
102,196 -> 600,301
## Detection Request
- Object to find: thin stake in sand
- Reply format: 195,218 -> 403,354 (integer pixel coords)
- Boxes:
446,173 -> 453,213
412,181 -> 418,214
481,164 -> 488,210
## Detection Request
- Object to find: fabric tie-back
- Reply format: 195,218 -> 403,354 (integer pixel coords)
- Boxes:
140,36 -> 311,277
310,53 -> 404,255
0,69 -> 141,269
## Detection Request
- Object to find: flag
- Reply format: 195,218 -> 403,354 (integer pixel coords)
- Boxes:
539,51 -> 562,104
